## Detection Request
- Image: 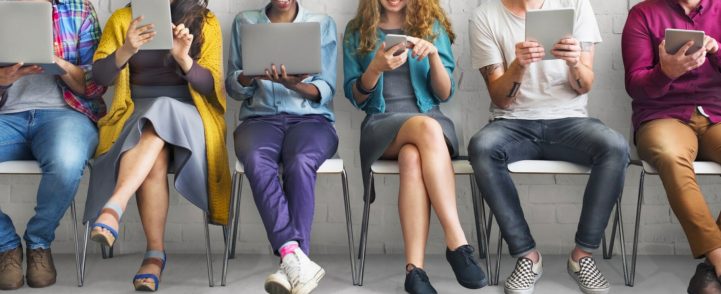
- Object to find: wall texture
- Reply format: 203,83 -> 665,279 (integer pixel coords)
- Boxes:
0,0 -> 711,258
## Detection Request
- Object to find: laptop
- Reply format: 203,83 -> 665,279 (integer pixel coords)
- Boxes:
0,1 -> 66,75
525,8 -> 575,60
241,23 -> 322,76
131,0 -> 173,50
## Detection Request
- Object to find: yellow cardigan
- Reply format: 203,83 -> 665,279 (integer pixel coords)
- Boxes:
94,8 -> 231,225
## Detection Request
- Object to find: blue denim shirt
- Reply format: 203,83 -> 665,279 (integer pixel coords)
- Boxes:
343,21 -> 456,115
225,3 -> 337,122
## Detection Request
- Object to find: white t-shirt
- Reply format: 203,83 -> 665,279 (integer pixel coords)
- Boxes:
469,0 -> 602,120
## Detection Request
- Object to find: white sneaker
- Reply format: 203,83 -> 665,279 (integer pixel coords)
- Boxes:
567,256 -> 610,294
264,268 -> 291,294
281,248 -> 325,294
504,253 -> 543,294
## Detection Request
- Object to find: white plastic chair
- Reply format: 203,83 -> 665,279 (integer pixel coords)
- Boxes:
355,158 -> 492,286
628,153 -> 721,286
0,161 -> 85,287
480,160 -> 630,286
222,158 -> 357,286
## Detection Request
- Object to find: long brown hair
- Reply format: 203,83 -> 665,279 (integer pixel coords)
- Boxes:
346,0 -> 455,56
170,0 -> 209,59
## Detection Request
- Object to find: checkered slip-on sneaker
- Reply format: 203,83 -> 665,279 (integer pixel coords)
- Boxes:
504,254 -> 542,294
567,256 -> 610,294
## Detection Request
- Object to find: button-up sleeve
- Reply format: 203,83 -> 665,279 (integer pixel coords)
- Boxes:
622,7 -> 675,100
225,15 -> 257,101
75,4 -> 107,99
306,17 -> 337,108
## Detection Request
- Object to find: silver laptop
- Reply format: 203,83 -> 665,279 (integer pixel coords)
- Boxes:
241,23 -> 322,76
131,0 -> 173,51
525,8 -> 575,60
0,1 -> 66,75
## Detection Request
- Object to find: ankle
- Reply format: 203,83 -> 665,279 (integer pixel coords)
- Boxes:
279,241 -> 299,259
571,247 -> 592,262
524,250 -> 540,263
406,263 -> 423,273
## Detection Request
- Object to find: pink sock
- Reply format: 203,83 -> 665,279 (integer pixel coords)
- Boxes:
279,241 -> 299,258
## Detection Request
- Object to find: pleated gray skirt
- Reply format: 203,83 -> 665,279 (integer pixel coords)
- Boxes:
83,85 -> 208,223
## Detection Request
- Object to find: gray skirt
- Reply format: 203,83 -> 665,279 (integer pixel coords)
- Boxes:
359,107 -> 459,203
83,85 -> 208,223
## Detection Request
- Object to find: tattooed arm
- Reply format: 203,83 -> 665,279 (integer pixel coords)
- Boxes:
553,39 -> 596,94
479,59 -> 528,109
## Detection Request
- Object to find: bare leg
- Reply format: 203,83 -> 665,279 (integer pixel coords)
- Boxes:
397,144 -> 431,268
382,117 -> 468,252
94,124 -> 166,233
135,146 -> 170,284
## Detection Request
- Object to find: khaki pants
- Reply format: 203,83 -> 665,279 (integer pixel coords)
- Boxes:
637,112 -> 721,258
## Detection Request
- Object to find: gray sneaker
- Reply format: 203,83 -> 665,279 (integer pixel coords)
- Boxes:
504,254 -> 542,294
567,256 -> 610,294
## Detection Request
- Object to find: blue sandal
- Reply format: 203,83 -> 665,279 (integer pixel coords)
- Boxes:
133,251 -> 166,292
90,203 -> 123,248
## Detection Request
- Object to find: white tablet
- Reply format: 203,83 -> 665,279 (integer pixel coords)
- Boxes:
665,29 -> 705,55
131,0 -> 173,51
241,23 -> 322,76
0,2 -> 66,75
525,8 -> 575,60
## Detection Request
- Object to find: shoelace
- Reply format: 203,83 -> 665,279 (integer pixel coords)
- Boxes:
27,249 -> 48,270
0,250 -> 21,272
282,254 -> 301,285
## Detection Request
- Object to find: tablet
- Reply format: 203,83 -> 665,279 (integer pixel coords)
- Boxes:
131,0 -> 173,50
525,8 -> 575,60
241,23 -> 322,76
0,2 -> 66,75
665,29 -> 705,55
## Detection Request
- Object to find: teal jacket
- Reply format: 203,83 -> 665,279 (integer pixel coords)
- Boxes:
343,21 -> 456,114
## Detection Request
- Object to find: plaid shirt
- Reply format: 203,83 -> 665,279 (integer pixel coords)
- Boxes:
1,0 -> 107,121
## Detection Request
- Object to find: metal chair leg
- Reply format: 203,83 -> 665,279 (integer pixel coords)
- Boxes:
222,172 -> 241,286
203,213 -> 215,287
629,170 -> 645,287
81,222 -> 89,285
356,173 -> 373,286
341,169 -> 358,285
615,197 -> 630,286
230,176 -> 243,260
70,201 -> 82,287
471,176 -> 492,286
494,229 -> 503,286
604,208 -> 620,260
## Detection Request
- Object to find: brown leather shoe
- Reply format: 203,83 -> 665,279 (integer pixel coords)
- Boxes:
0,246 -> 24,290
26,248 -> 56,288
688,262 -> 721,294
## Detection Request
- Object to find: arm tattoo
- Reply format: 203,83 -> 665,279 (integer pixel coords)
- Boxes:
480,63 -> 503,84
580,42 -> 594,52
576,78 -> 583,89
507,82 -> 521,97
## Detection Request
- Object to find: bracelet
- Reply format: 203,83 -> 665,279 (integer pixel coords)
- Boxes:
355,79 -> 376,95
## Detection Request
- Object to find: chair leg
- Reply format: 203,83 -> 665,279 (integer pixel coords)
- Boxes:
81,222 -> 89,284
494,228 -> 503,286
470,176 -> 492,285
341,169 -> 358,285
230,176 -> 243,259
356,172 -> 374,286
203,213 -> 215,287
222,172 -> 241,286
604,208 -> 620,260
70,201 -> 82,287
629,170 -> 645,287
615,197 -> 630,286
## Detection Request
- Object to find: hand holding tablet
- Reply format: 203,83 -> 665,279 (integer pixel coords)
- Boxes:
131,0 -> 173,51
659,30 -> 708,80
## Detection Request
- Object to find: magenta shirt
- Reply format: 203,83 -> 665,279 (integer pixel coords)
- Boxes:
622,0 -> 721,133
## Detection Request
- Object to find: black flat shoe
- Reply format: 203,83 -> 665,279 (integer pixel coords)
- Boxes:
446,245 -> 488,289
404,264 -> 437,294
688,262 -> 721,294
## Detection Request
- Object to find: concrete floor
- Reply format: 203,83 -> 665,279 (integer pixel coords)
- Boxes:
9,254 -> 697,293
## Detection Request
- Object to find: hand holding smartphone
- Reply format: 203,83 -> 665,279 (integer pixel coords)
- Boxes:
384,34 -> 408,56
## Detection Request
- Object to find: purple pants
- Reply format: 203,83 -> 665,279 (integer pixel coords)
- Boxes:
234,114 -> 338,255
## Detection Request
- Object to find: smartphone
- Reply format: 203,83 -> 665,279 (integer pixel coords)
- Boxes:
665,29 -> 705,55
384,34 -> 408,56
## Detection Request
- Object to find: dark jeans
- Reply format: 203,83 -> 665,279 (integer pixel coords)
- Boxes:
468,117 -> 629,257
234,114 -> 338,255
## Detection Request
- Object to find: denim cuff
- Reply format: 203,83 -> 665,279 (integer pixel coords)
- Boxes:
0,242 -> 21,254
511,246 -> 537,259
575,238 -> 600,252
26,243 -> 50,250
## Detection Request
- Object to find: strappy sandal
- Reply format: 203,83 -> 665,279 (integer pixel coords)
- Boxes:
90,202 -> 123,248
133,251 -> 166,292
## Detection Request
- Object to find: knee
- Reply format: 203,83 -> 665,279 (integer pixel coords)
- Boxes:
284,153 -> 320,175
410,117 -> 445,146
41,151 -> 88,182
398,144 -> 421,172
599,131 -> 630,165
468,130 -> 506,162
239,149 -> 277,175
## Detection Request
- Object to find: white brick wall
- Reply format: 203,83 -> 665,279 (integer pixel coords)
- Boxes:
0,0 -> 714,257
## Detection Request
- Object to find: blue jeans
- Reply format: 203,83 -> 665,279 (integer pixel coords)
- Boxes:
0,109 -> 97,252
468,118 -> 629,257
